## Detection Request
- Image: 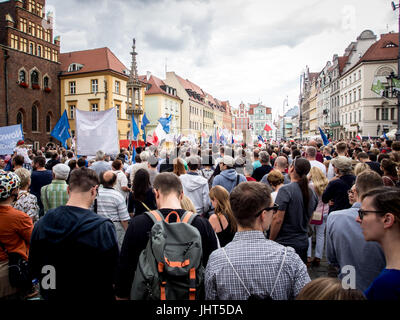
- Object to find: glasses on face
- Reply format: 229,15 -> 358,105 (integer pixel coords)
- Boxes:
255,203 -> 279,217
358,209 -> 386,220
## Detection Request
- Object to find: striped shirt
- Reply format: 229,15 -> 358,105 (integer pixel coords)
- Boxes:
95,186 -> 130,222
41,180 -> 69,214
205,231 -> 310,300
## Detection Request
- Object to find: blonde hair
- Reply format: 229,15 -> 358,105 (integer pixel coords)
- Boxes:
354,162 -> 371,176
308,167 -> 328,197
209,186 -> 237,232
180,195 -> 196,213
296,277 -> 366,300
14,168 -> 31,189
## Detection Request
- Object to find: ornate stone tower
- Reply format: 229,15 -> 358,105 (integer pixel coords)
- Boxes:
126,38 -> 144,141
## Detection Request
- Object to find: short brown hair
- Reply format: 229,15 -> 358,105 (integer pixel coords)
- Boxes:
355,170 -> 383,198
229,182 -> 271,228
392,141 -> 400,152
336,142 -> 347,154
296,277 -> 366,300
33,156 -> 46,168
112,159 -> 123,170
68,167 -> 99,192
153,172 -> 183,198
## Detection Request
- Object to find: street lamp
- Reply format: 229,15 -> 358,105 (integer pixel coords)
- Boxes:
282,96 -> 288,140
391,1 -> 400,141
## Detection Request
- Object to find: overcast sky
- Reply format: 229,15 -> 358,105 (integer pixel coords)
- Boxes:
47,0 -> 397,119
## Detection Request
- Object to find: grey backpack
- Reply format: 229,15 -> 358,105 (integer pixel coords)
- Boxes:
130,210 -> 204,300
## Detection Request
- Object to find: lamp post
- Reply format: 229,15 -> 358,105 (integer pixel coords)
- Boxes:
391,1 -> 400,141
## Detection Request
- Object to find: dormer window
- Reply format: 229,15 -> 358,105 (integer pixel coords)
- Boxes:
68,63 -> 83,72
384,42 -> 397,48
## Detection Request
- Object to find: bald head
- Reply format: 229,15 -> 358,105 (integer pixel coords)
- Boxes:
100,170 -> 116,188
308,140 -> 317,148
274,156 -> 288,171
306,146 -> 317,159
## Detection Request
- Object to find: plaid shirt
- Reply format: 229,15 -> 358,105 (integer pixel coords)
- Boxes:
41,180 -> 69,214
205,231 -> 310,300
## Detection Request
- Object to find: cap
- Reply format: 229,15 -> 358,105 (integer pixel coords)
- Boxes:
222,155 -> 234,167
331,156 -> 353,171
0,170 -> 20,199
53,163 -> 71,180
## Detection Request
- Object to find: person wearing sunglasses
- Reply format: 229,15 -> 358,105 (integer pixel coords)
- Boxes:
326,170 -> 385,292
357,186 -> 400,300
205,181 -> 310,300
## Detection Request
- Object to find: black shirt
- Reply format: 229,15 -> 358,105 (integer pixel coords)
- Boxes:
366,161 -> 383,176
322,174 -> 356,213
115,208 -> 218,298
252,164 -> 273,182
127,188 -> 157,216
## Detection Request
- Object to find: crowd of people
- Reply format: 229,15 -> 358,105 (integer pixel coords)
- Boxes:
0,137 -> 399,301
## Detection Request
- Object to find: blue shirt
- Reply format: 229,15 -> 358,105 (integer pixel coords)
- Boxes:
365,269 -> 400,300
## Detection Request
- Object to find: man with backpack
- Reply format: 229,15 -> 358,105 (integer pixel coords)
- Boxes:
212,155 -> 246,193
115,172 -> 218,300
205,181 -> 310,300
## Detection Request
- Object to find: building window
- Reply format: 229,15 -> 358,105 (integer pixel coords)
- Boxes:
16,111 -> 23,129
19,18 -> 27,33
31,71 -> 39,86
391,108 -> 395,120
20,38 -> 27,53
37,45 -> 42,57
358,88 -> 361,100
46,114 -> 51,133
115,81 -> 120,94
91,104 -> 99,112
32,105 -> 38,131
44,47 -> 51,60
43,76 -> 49,88
52,49 -> 58,62
19,70 -> 26,83
354,111 -> 357,122
28,21 -> 35,36
11,34 -> 19,49
69,105 -> 75,119
91,79 -> 98,93
382,108 -> 389,120
69,81 -> 76,94
29,42 -> 35,55
116,105 -> 120,118
37,26 -> 43,39
359,110 -> 362,122
359,70 -> 361,80
376,109 -> 380,121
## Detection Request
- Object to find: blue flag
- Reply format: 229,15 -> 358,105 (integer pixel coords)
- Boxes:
158,115 -> 172,134
131,145 -> 136,164
141,113 -> 150,130
51,110 -> 71,149
132,117 -> 140,140
258,135 -> 263,142
319,127 -> 329,146
209,136 -> 213,144
231,135 -> 234,144
383,132 -> 389,140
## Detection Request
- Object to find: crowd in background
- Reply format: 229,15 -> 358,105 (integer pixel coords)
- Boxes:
0,136 -> 399,301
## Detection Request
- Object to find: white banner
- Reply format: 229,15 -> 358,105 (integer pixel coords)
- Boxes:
76,108 -> 119,156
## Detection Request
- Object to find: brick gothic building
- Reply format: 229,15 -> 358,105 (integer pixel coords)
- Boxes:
0,0 -> 60,149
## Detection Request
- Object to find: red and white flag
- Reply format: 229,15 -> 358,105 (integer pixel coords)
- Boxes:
356,134 -> 362,140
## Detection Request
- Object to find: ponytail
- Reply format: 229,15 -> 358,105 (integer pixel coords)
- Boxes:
297,175 -> 310,212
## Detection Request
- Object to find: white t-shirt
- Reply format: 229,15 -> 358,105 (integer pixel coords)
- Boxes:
114,170 -> 129,198
309,160 -> 327,176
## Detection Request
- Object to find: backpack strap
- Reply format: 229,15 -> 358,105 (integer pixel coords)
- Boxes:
236,174 -> 240,187
146,210 -> 163,224
181,211 -> 198,225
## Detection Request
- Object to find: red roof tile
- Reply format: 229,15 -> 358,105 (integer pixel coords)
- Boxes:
139,74 -> 182,100
60,47 -> 128,77
338,56 -> 349,74
359,33 -> 398,63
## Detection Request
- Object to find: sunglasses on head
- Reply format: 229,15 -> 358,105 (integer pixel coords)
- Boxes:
255,203 -> 279,217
